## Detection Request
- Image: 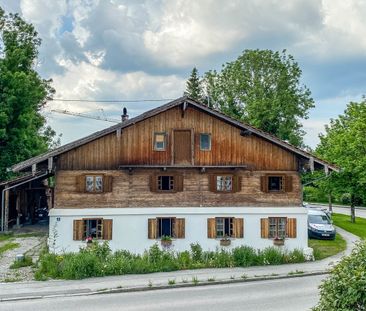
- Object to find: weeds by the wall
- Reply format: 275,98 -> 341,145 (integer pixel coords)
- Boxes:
35,242 -> 306,281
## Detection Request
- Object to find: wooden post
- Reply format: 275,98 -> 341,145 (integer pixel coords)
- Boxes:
4,187 -> 9,232
16,190 -> 21,228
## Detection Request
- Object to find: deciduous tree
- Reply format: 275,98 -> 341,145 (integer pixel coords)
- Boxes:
0,7 -> 56,180
202,49 -> 314,147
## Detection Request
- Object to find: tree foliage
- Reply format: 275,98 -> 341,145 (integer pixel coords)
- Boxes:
313,241 -> 366,311
0,7 -> 56,180
316,99 -> 366,219
185,67 -> 204,101
197,49 -> 314,147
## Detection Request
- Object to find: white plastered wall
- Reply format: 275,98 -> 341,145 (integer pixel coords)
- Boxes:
48,207 -> 308,254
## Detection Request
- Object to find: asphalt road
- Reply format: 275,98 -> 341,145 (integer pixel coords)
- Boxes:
310,204 -> 366,218
1,274 -> 324,311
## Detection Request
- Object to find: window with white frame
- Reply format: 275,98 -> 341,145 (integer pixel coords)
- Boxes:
216,175 -> 233,192
269,217 -> 286,238
216,217 -> 234,238
85,175 -> 103,192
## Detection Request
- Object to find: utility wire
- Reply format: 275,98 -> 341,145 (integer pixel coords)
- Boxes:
50,98 -> 175,103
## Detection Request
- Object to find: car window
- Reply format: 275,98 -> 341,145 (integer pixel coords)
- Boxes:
308,214 -> 331,224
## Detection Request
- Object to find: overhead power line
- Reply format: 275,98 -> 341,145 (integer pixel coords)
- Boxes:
50,98 -> 175,103
51,109 -> 120,123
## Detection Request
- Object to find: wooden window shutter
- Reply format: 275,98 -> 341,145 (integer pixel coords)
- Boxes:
286,218 -> 297,238
148,218 -> 157,239
103,176 -> 113,193
174,218 -> 185,238
76,175 -> 86,192
234,218 -> 244,238
233,175 -> 242,193
103,219 -> 113,240
73,220 -> 84,240
260,176 -> 268,192
209,175 -> 216,192
150,175 -> 158,192
285,176 -> 293,192
207,218 -> 216,238
175,174 -> 184,192
260,218 -> 269,238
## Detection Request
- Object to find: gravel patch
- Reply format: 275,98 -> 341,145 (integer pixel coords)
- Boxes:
0,236 -> 46,282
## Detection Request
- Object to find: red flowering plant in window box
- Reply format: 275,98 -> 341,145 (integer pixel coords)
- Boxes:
273,236 -> 285,246
86,236 -> 93,244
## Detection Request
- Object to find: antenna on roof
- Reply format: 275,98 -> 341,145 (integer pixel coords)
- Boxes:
122,107 -> 129,122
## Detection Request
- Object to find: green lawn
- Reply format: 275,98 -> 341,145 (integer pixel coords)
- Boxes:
332,213 -> 366,239
0,242 -> 20,257
309,233 -> 347,260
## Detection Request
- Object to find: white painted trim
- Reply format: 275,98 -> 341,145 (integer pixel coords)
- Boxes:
49,207 -> 307,217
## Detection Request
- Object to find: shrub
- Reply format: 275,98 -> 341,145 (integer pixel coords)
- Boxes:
257,247 -> 284,265
190,243 -> 203,262
232,246 -> 257,267
313,241 -> 366,311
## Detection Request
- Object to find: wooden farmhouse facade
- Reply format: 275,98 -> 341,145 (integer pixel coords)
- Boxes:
5,97 -> 337,253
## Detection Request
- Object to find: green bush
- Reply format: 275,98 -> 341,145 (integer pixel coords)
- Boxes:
232,246 -> 257,267
313,241 -> 366,311
35,242 -> 308,280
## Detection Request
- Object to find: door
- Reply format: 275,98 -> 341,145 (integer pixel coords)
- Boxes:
173,130 -> 193,165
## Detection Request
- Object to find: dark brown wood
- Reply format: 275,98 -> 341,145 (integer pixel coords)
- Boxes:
103,176 -> 113,192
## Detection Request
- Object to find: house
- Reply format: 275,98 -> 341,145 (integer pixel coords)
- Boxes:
4,97 -> 337,254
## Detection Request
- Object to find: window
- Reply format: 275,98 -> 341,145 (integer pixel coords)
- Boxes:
84,218 -> 103,239
85,175 -> 103,192
148,218 -> 185,239
216,217 -> 234,238
200,133 -> 211,151
269,217 -> 286,239
268,176 -> 283,192
158,176 -> 174,191
150,174 -> 183,193
154,132 -> 166,150
157,218 -> 175,238
216,175 -> 233,192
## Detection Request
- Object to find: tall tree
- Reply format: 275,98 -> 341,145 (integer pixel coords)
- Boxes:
185,67 -> 203,101
316,98 -> 366,222
202,49 -> 314,147
0,7 -> 56,180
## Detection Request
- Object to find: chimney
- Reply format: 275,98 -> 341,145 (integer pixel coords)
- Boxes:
121,107 -> 129,122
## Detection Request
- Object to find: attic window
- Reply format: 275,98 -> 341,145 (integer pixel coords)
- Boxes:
200,133 -> 211,150
154,132 -> 166,151
85,175 -> 103,192
158,176 -> 174,191
268,176 -> 283,192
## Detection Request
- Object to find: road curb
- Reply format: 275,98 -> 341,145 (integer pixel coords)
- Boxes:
0,270 -> 329,302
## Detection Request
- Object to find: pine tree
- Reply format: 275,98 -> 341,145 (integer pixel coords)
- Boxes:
185,67 -> 203,101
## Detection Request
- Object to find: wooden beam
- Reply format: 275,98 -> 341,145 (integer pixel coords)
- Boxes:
324,165 -> 329,176
32,164 -> 36,175
309,157 -> 314,173
4,187 -> 9,232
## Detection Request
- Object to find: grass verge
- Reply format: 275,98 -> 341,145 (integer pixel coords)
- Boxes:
309,233 -> 346,260
332,213 -> 366,239
0,233 -> 14,242
0,242 -> 20,257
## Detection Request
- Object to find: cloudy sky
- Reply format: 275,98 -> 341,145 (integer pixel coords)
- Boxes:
1,0 -> 365,148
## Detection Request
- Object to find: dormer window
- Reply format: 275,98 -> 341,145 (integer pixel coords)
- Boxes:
154,132 -> 166,151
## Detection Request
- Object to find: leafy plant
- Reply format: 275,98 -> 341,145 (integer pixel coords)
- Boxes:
313,241 -> 366,310
10,255 -> 33,269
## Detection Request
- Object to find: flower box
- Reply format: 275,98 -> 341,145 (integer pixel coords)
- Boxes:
220,239 -> 231,246
273,238 -> 285,246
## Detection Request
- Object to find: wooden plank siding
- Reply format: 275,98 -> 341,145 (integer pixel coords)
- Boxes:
58,106 -> 298,171
54,170 -> 302,209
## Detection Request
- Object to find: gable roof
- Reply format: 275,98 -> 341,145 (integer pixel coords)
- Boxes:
11,96 -> 338,172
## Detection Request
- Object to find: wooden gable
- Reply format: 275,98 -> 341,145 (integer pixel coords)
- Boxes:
57,105 -> 297,171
